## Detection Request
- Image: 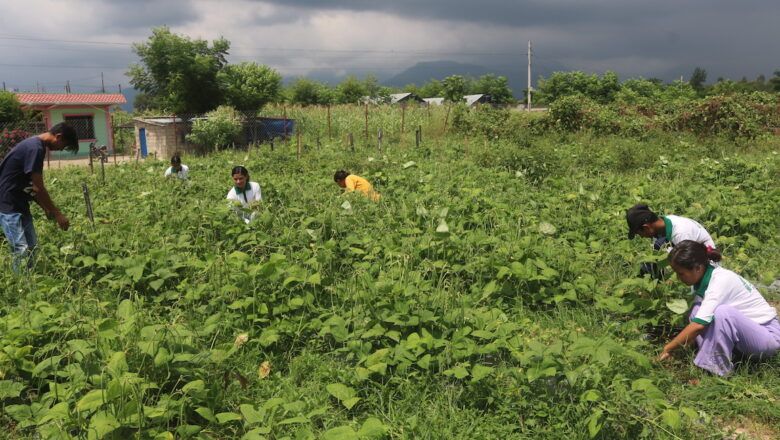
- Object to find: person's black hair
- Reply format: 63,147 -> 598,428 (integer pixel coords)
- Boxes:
48,122 -> 79,154
334,170 -> 349,182
171,154 -> 182,165
231,166 -> 249,177
669,240 -> 723,269
626,204 -> 660,239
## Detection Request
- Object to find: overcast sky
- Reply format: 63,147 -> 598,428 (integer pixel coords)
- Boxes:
1,0 -> 778,93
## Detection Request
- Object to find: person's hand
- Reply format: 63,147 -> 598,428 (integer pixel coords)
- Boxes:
55,212 -> 70,231
657,344 -> 674,362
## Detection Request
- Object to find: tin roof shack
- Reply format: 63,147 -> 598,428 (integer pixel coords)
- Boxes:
132,117 -> 195,159
389,93 -> 425,105
423,97 -> 444,106
14,93 -> 126,158
463,94 -> 493,107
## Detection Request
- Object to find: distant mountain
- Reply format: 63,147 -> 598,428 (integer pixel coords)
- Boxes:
384,59 -> 569,98
384,60 -> 493,88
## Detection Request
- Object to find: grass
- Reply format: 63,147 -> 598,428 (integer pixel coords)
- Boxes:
0,123 -> 779,439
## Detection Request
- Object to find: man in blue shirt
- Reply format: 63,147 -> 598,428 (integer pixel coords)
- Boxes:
0,122 -> 79,271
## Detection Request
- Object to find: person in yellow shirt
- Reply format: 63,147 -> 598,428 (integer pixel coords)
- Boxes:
334,170 -> 380,201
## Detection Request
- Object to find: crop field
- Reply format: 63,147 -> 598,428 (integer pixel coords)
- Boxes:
1,113 -> 780,439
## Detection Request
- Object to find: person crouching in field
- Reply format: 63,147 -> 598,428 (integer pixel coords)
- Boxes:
333,170 -> 380,201
164,154 -> 189,179
0,122 -> 77,272
226,166 -> 261,223
626,204 -> 717,278
658,240 -> 780,376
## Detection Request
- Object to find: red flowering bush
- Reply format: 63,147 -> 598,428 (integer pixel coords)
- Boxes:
1,128 -> 30,159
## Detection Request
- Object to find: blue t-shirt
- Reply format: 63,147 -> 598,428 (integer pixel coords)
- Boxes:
0,136 -> 46,215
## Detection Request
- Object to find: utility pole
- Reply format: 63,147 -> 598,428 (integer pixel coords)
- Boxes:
118,84 -> 122,94
527,40 -> 532,111
101,72 -> 105,93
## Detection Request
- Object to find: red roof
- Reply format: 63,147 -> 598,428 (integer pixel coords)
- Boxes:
14,93 -> 127,106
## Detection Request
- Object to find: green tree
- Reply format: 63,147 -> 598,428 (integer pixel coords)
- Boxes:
0,91 -> 24,123
402,83 -> 420,95
219,62 -> 281,114
287,78 -> 334,106
442,75 -> 467,103
689,67 -> 707,93
128,26 -> 229,114
418,79 -> 443,98
336,76 -> 366,104
770,70 -> 780,92
472,74 -> 514,104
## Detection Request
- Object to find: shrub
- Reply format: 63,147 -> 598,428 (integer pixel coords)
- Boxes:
666,92 -> 779,139
1,128 -> 30,159
186,105 -> 243,150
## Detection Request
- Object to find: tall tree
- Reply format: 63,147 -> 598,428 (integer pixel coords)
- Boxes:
0,91 -> 24,123
128,27 -> 229,114
472,74 -> 514,104
418,79 -> 443,98
287,78 -> 334,106
219,62 -> 281,114
689,67 -> 707,92
336,76 -> 366,104
442,75 -> 467,103
770,70 -> 780,92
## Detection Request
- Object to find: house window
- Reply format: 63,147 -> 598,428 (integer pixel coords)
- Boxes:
64,115 -> 95,140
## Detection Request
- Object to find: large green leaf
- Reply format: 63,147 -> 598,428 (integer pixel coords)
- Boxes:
87,411 -> 121,440
322,426 -> 358,440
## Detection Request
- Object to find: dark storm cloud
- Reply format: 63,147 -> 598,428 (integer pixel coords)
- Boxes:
252,0 -> 755,28
252,0 -> 780,79
89,0 -> 201,31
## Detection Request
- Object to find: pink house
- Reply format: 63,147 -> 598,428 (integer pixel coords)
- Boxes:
14,93 -> 127,155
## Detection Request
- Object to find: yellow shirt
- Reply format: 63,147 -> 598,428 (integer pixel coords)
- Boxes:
345,174 -> 380,201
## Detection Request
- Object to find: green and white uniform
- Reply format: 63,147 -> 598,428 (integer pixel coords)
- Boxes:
661,214 -> 716,251
691,266 -> 777,326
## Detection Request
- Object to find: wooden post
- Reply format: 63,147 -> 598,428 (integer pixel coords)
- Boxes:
415,127 -> 420,148
401,105 -> 406,134
364,103 -> 369,140
443,105 -> 451,134
418,125 -> 423,144
296,131 -> 302,159
327,104 -> 332,140
348,132 -> 354,152
283,106 -> 288,141
88,148 -> 94,174
172,114 -> 178,150
270,138 -> 274,152
378,129 -> 383,154
82,183 -> 94,226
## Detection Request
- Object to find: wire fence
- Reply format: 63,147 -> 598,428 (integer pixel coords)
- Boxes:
2,102 -> 467,162
130,103 -> 454,160
0,119 -> 46,159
